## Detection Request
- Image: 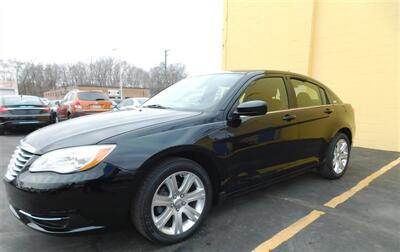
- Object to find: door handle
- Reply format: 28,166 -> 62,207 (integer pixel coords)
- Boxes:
282,114 -> 296,121
324,108 -> 334,114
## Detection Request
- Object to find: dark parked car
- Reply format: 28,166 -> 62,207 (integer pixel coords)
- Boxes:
4,71 -> 355,244
0,95 -> 52,134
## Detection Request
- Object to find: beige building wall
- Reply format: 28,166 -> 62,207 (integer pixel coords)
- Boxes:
223,0 -> 399,151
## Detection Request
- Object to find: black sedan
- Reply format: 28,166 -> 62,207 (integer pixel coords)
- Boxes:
3,71 -> 355,244
0,95 -> 52,135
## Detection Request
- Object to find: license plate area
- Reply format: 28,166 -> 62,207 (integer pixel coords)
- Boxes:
90,105 -> 101,109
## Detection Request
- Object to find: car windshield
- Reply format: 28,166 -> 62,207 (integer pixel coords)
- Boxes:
143,73 -> 244,111
78,92 -> 109,101
2,96 -> 44,106
137,98 -> 148,105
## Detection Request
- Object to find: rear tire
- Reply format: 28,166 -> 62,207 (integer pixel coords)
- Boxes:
319,133 -> 351,179
132,157 -> 212,244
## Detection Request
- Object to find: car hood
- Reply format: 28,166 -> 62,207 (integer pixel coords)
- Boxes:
23,108 -> 201,154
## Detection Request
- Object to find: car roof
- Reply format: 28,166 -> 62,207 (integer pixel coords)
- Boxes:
226,70 -> 325,87
1,95 -> 39,99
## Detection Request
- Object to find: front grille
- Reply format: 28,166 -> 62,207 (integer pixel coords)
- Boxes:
9,109 -> 43,115
4,143 -> 35,181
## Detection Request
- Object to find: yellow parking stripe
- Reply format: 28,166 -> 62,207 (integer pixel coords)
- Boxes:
253,210 -> 325,252
325,157 -> 400,208
253,158 -> 400,251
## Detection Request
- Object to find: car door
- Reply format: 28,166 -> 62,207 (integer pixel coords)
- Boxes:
222,75 -> 301,191
287,78 -> 334,165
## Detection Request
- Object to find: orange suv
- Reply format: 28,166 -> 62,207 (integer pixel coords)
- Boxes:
56,90 -> 112,121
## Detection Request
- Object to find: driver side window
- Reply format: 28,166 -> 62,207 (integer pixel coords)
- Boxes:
239,77 -> 289,112
63,92 -> 70,103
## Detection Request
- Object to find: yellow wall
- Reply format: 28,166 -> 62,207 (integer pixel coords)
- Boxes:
223,0 -> 400,151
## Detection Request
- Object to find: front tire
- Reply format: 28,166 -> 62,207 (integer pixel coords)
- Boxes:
132,157 -> 212,244
319,133 -> 351,179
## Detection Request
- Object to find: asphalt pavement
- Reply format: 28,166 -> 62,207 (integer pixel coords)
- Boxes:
0,130 -> 399,252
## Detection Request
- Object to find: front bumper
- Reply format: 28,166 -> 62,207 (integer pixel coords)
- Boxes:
9,204 -> 104,234
3,163 -> 138,234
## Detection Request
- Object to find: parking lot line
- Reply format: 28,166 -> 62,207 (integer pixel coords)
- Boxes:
253,210 -> 325,252
324,157 -> 400,208
253,157 -> 400,252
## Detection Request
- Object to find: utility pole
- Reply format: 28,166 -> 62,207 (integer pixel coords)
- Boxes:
112,48 -> 123,99
119,62 -> 123,100
15,66 -> 19,95
164,49 -> 169,87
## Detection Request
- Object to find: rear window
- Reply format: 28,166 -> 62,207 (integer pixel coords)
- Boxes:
291,79 -> 325,107
2,96 -> 44,106
78,92 -> 109,101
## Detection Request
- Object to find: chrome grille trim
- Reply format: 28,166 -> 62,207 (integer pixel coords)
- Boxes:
16,155 -> 29,163
4,142 -> 35,181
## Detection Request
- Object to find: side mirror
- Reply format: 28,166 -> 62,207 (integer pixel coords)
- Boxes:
235,100 -> 267,117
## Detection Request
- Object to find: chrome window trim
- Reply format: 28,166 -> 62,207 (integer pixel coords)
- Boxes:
265,104 -> 333,115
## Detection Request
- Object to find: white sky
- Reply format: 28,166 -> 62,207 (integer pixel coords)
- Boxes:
0,0 -> 223,75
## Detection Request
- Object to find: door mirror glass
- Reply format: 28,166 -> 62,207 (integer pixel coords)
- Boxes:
235,100 -> 267,116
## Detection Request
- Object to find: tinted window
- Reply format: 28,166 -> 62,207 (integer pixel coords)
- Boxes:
78,92 -> 109,101
3,96 -> 43,106
291,79 -> 324,107
239,77 -> 288,112
66,93 -> 73,101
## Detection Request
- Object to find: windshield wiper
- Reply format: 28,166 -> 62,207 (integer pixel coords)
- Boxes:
142,104 -> 168,109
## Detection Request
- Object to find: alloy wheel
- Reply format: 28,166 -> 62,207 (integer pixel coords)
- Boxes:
332,139 -> 348,174
151,171 -> 206,236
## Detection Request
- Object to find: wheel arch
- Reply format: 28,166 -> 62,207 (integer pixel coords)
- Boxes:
136,145 -> 223,204
337,127 -> 353,145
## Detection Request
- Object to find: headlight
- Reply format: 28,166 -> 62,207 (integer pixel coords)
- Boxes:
29,145 -> 116,174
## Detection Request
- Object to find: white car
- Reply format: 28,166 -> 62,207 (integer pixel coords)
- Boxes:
115,97 -> 148,111
40,97 -> 50,105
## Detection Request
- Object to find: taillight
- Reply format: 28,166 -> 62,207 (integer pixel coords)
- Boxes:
0,106 -> 8,113
42,107 -> 51,113
73,101 -> 82,110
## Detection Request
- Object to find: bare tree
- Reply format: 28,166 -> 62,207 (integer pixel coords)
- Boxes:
149,62 -> 187,95
0,58 -> 185,96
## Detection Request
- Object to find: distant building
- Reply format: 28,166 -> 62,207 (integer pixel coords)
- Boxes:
0,80 -> 18,96
43,85 -> 150,100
